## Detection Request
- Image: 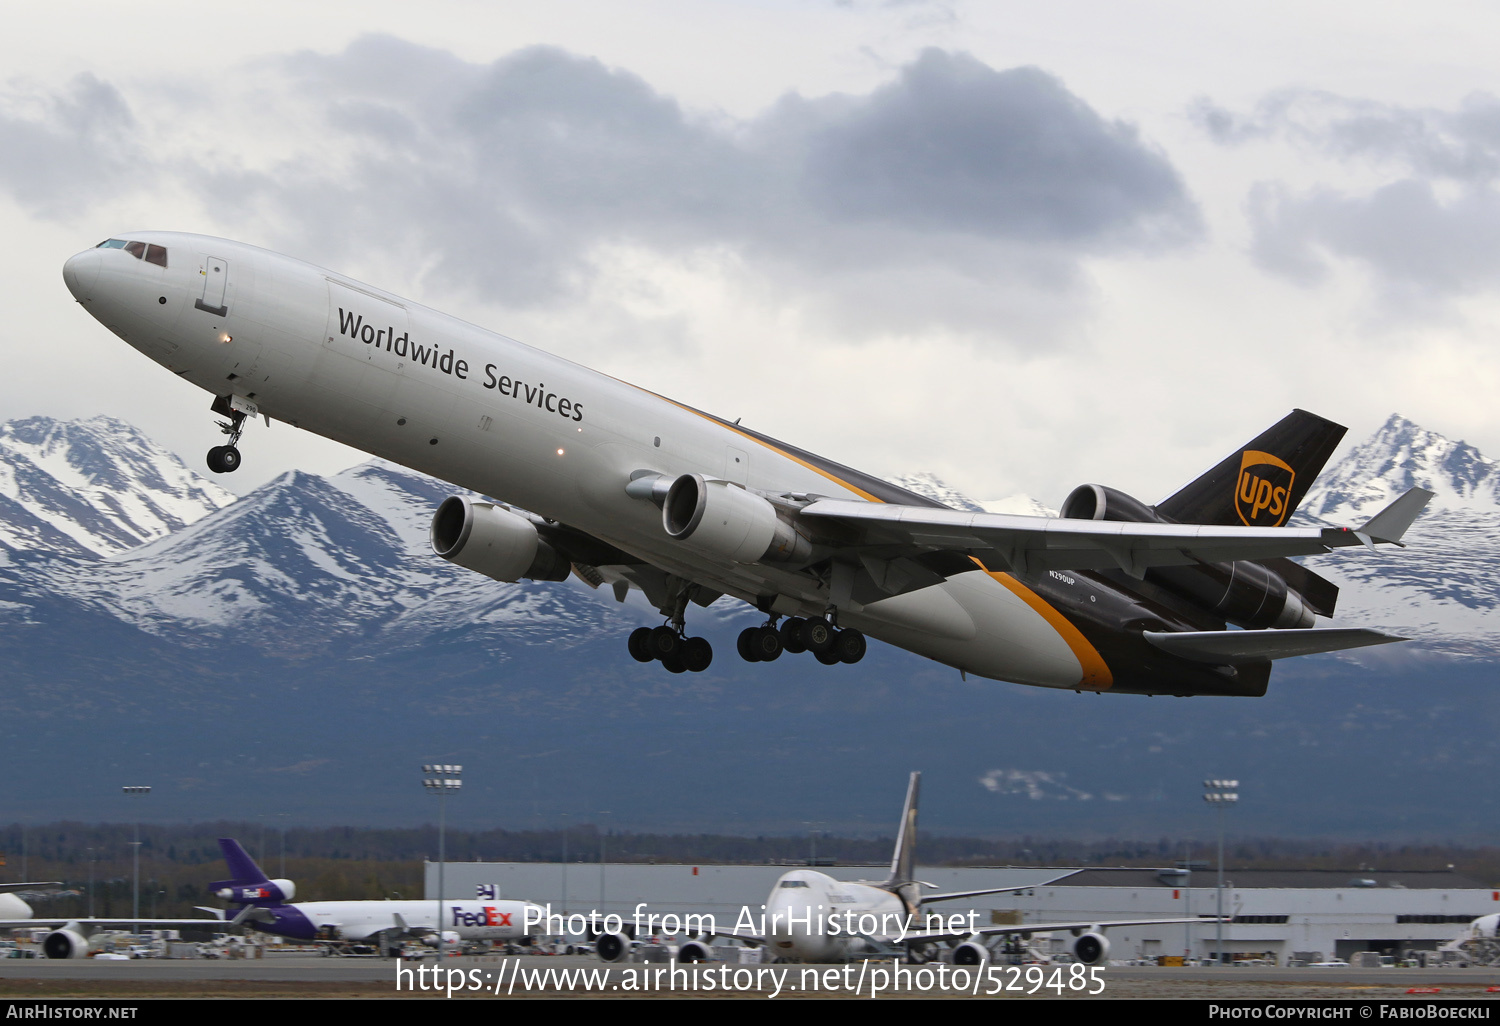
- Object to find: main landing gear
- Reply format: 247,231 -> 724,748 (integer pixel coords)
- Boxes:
628,625 -> 713,674
737,616 -> 866,666
206,399 -> 248,475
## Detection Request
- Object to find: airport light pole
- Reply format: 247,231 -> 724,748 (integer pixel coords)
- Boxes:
122,786 -> 151,923
1203,780 -> 1238,965
423,765 -> 461,957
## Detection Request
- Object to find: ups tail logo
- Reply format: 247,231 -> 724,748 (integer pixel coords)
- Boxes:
1235,450 -> 1295,527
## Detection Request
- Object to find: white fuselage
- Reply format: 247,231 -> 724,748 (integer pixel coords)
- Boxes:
763,869 -> 911,962
267,898 -> 545,943
62,232 -> 1104,689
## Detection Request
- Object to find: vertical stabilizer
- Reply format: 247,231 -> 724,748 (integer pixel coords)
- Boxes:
886,772 -> 921,887
214,838 -> 270,886
1156,409 -> 1345,527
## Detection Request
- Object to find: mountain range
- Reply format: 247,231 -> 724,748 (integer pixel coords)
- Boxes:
0,413 -> 1493,840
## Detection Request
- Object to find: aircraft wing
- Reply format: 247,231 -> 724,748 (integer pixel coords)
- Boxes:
0,905 -> 263,931
0,917 -> 235,930
795,487 -> 1432,580
904,916 -> 1219,944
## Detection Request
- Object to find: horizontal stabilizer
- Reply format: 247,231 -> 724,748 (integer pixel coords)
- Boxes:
1144,628 -> 1403,664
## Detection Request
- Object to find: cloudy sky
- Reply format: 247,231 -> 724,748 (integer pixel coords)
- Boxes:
5,0 -> 1500,506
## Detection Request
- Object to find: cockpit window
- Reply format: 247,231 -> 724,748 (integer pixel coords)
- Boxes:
95,239 -> 167,267
778,880 -> 810,888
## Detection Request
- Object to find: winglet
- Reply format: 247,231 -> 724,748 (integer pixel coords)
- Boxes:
1359,487 -> 1434,546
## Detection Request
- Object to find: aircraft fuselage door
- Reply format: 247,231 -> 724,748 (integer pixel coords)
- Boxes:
197,256 -> 230,316
726,446 -> 749,486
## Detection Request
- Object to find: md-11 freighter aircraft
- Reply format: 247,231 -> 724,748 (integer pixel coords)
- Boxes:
206,838 -> 545,954
62,233 -> 1431,697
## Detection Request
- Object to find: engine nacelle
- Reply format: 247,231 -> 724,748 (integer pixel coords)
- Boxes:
595,931 -> 633,963
430,498 -> 571,583
214,878 -> 295,904
1071,931 -> 1110,965
676,939 -> 713,963
662,474 -> 811,564
948,940 -> 989,965
42,927 -> 91,959
1062,483 -> 1316,630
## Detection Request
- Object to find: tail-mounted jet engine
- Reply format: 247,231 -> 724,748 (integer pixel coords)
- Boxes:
1062,484 -> 1318,630
213,879 -> 296,904
662,474 -> 812,565
1070,931 -> 1109,965
430,498 -> 571,584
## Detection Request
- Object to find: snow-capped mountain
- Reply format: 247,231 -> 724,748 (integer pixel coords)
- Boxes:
1301,414 -> 1500,519
0,413 -> 1491,656
1295,415 -> 1500,655
0,416 -> 234,557
886,471 -> 1056,517
0,414 -> 1496,835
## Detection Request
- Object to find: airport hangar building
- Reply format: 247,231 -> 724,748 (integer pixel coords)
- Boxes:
426,862 -> 1498,962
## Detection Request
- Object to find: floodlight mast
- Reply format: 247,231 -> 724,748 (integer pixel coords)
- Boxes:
423,765 -> 462,957
1203,779 -> 1239,965
122,786 -> 151,922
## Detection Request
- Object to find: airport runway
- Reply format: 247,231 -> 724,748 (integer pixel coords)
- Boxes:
1,955 -> 1498,1000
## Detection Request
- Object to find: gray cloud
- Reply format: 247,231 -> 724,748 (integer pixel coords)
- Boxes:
3,39 -> 1198,339
1250,179 -> 1500,299
0,74 -> 140,217
797,54 -> 1192,246
1194,89 -> 1500,183
1201,90 -> 1500,302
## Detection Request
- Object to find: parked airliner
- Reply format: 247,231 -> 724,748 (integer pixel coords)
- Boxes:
62,233 -> 1431,696
209,838 -> 544,953
0,882 -> 254,958
594,773 -> 1210,965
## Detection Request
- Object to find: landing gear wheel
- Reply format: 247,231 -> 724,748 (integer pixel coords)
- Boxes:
801,617 -> 835,656
650,625 -> 683,661
737,627 -> 762,663
779,617 -> 807,654
681,636 -> 713,673
627,627 -> 654,663
833,628 -> 866,664
206,444 -> 241,474
661,652 -> 687,673
751,626 -> 783,662
814,647 -> 843,666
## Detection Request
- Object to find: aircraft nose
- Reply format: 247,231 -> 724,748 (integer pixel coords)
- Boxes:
63,248 -> 101,301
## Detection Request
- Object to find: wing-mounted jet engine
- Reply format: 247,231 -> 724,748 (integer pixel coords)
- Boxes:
430,498 -> 573,584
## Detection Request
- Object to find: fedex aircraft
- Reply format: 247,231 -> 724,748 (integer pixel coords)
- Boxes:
62,233 -> 1431,696
209,838 -> 544,952
604,773 -> 1210,965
